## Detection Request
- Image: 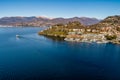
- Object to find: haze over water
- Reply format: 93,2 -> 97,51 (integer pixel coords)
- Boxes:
0,27 -> 120,80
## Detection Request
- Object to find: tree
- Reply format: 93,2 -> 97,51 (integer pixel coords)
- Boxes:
105,35 -> 117,40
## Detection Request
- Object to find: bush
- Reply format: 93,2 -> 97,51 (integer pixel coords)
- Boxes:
116,27 -> 120,31
105,35 -> 117,40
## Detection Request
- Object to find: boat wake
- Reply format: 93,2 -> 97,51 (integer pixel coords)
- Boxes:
16,35 -> 44,41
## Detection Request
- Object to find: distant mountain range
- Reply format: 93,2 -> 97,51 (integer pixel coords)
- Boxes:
0,16 -> 100,27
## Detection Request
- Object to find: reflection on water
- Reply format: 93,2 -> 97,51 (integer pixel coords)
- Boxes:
43,35 -> 65,42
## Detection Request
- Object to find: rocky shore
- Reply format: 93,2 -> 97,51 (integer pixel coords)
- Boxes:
64,33 -> 108,43
39,16 -> 120,44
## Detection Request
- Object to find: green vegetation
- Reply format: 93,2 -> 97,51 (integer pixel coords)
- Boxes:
39,21 -> 84,37
66,21 -> 84,29
116,27 -> 120,31
105,35 -> 117,40
39,25 -> 68,37
39,16 -> 120,44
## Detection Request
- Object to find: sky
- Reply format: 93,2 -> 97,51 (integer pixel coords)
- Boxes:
0,0 -> 120,19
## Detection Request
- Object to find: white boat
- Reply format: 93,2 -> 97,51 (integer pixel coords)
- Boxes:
16,35 -> 20,38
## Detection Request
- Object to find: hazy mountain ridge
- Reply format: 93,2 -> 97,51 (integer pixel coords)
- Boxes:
0,16 -> 100,26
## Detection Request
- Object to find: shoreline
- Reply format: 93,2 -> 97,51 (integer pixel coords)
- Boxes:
39,31 -> 120,44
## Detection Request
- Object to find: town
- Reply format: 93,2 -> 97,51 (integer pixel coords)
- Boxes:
39,15 -> 120,44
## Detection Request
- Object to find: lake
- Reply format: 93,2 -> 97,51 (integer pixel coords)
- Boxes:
0,27 -> 120,80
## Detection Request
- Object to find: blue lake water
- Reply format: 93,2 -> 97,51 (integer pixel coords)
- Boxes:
0,27 -> 120,80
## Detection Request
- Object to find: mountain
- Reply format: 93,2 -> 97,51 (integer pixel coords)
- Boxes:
0,16 -> 100,27
90,15 -> 120,28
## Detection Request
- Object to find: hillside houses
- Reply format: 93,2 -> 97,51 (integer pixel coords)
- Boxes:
39,16 -> 120,44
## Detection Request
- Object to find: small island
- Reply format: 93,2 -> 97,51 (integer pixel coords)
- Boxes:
39,15 -> 120,44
